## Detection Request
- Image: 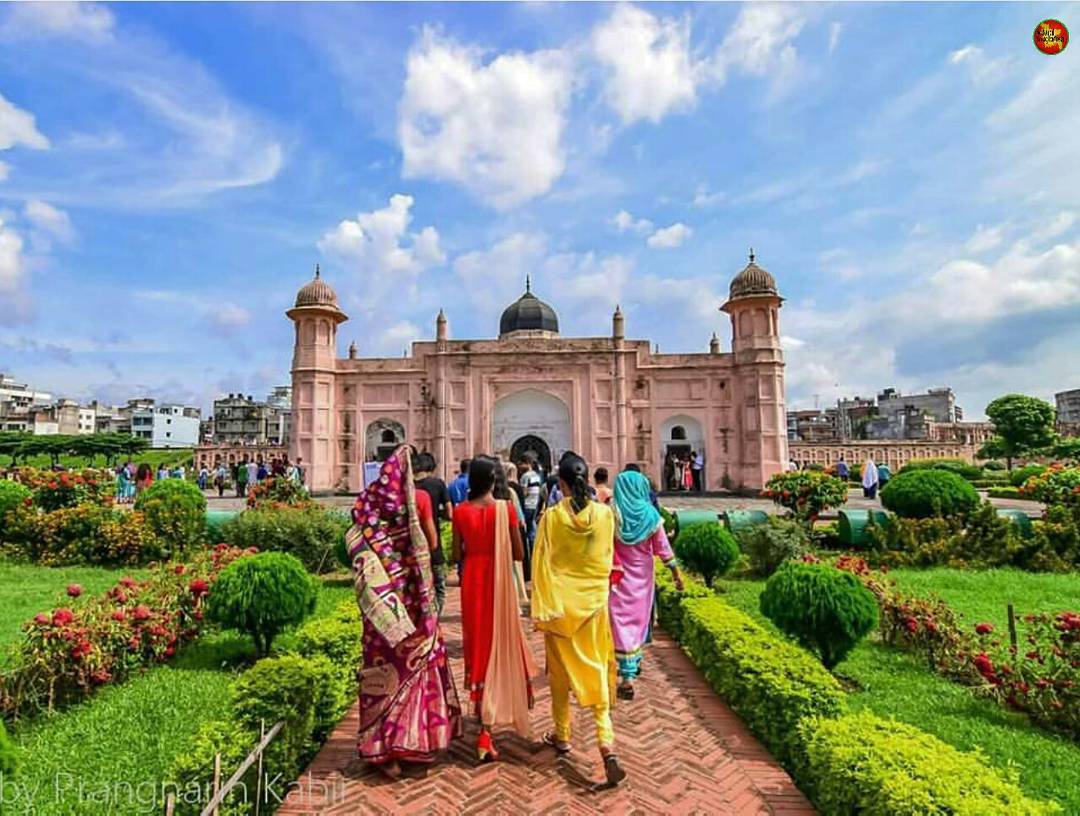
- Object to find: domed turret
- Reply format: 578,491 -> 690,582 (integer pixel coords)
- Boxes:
727,249 -> 778,302
499,275 -> 559,338
294,264 -> 343,311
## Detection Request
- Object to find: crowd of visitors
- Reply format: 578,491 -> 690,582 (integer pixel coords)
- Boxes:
345,444 -> 682,788
787,454 -> 892,498
105,455 -> 306,502
663,449 -> 704,492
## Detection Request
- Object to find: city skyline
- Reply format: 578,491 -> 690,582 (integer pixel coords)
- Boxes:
0,2 -> 1077,418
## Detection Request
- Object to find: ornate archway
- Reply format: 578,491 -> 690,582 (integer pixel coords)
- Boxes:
365,418 -> 406,462
492,389 -> 571,468
510,435 -> 552,474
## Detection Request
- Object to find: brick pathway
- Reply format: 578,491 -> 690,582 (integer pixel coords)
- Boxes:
279,581 -> 814,815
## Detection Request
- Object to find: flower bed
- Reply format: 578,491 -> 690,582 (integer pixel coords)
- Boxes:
761,470 -> 849,524
654,568 -> 1059,814
0,545 -> 252,718
12,467 -> 115,510
246,476 -> 314,510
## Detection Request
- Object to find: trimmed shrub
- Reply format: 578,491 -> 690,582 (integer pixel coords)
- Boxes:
760,562 -> 878,670
880,469 -> 979,519
0,480 -> 31,529
2,503 -> 156,565
762,471 -> 849,523
1010,463 -> 1048,488
801,711 -> 1060,815
673,522 -> 740,586
680,595 -> 847,770
134,478 -> 207,556
899,457 -> 983,482
221,506 -> 350,573
739,517 -> 810,577
0,719 -> 15,777
231,654 -> 320,769
983,459 -> 1007,471
654,565 -> 711,640
206,552 -> 317,657
987,485 -> 1027,500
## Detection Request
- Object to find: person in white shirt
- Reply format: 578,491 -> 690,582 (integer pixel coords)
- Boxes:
246,460 -> 258,486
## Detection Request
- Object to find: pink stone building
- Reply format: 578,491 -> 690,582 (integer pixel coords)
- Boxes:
287,255 -> 788,493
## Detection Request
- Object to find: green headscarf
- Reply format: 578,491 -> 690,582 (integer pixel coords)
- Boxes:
613,470 -> 662,546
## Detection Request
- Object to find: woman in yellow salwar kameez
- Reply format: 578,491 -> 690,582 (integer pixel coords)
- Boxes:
531,452 -> 627,787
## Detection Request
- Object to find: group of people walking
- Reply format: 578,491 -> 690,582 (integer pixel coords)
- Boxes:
345,445 -> 683,787
113,461 -> 178,502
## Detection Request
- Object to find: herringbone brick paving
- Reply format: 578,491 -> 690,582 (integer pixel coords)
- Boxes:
279,579 -> 815,815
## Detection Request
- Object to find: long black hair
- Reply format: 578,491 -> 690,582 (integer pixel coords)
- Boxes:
558,453 -> 590,513
467,455 -> 497,500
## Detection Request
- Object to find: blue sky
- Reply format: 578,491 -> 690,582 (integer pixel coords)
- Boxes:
0,2 -> 1077,418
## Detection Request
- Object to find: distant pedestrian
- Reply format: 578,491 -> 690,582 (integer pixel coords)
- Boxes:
519,460 -> 543,550
236,459 -> 248,498
245,459 -> 258,487
862,459 -> 880,500
878,463 -> 892,489
788,458 -> 799,472
215,463 -> 228,497
836,456 -> 849,480
691,450 -> 704,492
197,466 -> 209,490
594,467 -> 612,504
157,465 -> 170,481
135,463 -> 153,495
448,459 -> 471,506
257,460 -> 269,482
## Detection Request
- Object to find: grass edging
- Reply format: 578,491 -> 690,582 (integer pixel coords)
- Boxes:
654,569 -> 1060,815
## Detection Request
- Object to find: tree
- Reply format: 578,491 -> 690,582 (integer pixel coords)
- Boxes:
983,394 -> 1056,470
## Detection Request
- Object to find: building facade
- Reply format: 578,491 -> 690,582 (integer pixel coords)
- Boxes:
789,440 -> 983,472
130,403 -> 201,448
288,256 -> 788,493
212,389 -> 291,446
1057,388 -> 1080,425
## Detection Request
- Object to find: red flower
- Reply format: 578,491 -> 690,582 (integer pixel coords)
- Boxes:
174,564 -> 186,576
975,622 -> 995,636
111,610 -> 126,622
52,608 -> 74,626
22,496 -> 32,506
132,605 -> 151,621
904,617 -> 919,634
90,670 -> 112,685
119,577 -> 137,589
66,584 -> 83,598
164,646 -> 176,657
70,640 -> 93,661
189,579 -> 210,598
33,613 -> 51,626
924,619 -> 938,634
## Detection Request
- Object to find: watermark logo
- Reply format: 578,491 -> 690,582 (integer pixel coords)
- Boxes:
1033,19 -> 1069,55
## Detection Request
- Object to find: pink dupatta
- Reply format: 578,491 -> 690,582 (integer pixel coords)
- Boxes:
480,500 -> 538,736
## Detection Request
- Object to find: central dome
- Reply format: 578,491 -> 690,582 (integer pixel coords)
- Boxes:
499,278 -> 559,337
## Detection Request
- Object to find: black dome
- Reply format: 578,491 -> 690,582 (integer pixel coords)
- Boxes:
499,289 -> 559,336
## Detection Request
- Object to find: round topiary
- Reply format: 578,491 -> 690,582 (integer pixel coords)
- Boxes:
206,552 -> 318,657
673,521 -> 740,586
0,480 -> 32,530
880,469 -> 979,520
760,562 -> 879,670
0,719 -> 16,777
740,517 -> 810,577
134,479 -> 207,556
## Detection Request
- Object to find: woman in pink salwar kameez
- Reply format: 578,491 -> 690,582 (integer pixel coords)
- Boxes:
345,447 -> 463,778
608,470 -> 683,700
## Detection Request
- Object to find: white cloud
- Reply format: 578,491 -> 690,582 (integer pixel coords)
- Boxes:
24,200 -> 74,244
542,252 -> 633,317
398,29 -> 572,209
713,4 -> 808,91
647,222 -> 693,249
948,43 -> 1009,85
592,4 -> 698,124
453,232 -> 547,321
318,195 -> 445,289
376,321 -> 422,356
693,183 -> 725,208
207,304 -> 251,330
828,22 -> 843,54
610,209 -> 653,234
0,160 -> 8,182
0,92 -> 49,151
1034,211 -> 1076,243
133,289 -> 253,334
0,217 -> 24,293
2,1 -> 115,42
965,223 -> 1004,254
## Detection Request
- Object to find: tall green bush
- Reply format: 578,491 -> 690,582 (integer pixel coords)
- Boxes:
0,480 -> 31,530
134,479 -> 207,556
206,552 -> 317,656
1011,463 -> 1049,488
222,507 -> 349,573
760,562 -> 878,670
673,522 -> 739,586
880,469 -> 979,519
739,517 -> 809,577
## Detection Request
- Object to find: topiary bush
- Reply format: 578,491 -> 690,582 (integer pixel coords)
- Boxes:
206,552 -> 317,656
134,478 -> 207,556
899,457 -> 983,482
222,506 -> 350,573
231,653 -> 321,768
760,562 -> 879,670
983,459 -> 1007,471
739,516 -> 810,577
673,521 -> 739,587
880,469 -> 979,519
0,719 -> 16,777
763,471 -> 849,524
0,480 -> 31,530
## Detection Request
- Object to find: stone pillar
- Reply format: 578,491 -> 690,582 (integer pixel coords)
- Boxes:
434,309 -> 450,481
613,306 -> 628,470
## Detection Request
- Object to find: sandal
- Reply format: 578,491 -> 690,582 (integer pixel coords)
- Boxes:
604,754 -> 627,787
542,732 -> 572,755
477,729 -> 499,763
616,682 -> 635,701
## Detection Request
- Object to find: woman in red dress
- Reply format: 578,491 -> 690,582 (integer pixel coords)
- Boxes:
452,456 -> 538,761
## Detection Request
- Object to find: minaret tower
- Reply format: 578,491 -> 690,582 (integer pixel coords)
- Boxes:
287,264 -> 348,492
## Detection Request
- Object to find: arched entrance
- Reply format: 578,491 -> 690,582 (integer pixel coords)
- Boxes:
659,414 -> 705,491
365,418 -> 406,462
510,435 -> 552,474
492,389 -> 571,471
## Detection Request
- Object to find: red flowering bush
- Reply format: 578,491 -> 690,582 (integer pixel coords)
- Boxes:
0,545 -> 253,718
762,471 -> 849,525
14,467 -> 113,511
1,502 -> 156,565
1020,465 -> 1080,508
246,476 -> 313,510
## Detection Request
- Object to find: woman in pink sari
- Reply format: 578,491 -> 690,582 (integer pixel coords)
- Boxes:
346,447 -> 463,778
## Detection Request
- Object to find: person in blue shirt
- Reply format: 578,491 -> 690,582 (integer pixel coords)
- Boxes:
448,458 -> 471,506
836,456 -> 850,480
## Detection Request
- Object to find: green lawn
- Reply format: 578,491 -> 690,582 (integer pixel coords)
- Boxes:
0,562 -> 150,663
7,576 -> 353,815
717,573 -> 1080,813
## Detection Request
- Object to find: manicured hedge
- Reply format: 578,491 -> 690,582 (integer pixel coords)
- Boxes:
880,469 -> 980,519
169,599 -> 360,814
678,595 -> 847,769
801,711 -> 1060,815
134,479 -> 207,556
222,506 -> 349,573
987,486 -> 1037,500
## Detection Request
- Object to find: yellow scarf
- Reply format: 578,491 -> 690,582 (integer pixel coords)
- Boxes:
530,498 -> 615,639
